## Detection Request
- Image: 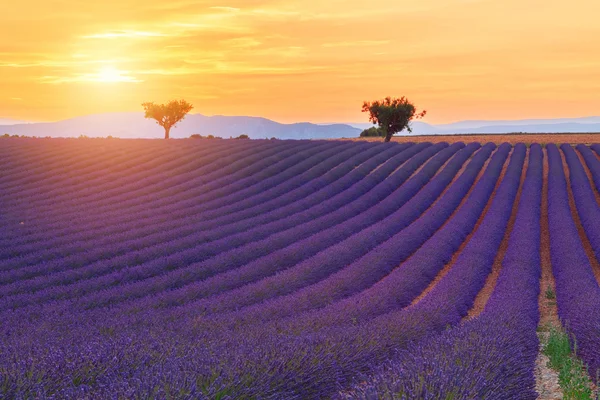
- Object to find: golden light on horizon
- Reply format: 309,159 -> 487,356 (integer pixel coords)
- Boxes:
1,0 -> 600,124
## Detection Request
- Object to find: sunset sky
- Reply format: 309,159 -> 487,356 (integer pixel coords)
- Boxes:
2,0 -> 600,124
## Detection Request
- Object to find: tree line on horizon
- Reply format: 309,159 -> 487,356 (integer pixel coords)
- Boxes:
143,97 -> 425,141
4,96 -> 425,141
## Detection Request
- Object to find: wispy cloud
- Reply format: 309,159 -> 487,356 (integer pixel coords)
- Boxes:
209,6 -> 240,13
321,40 -> 390,48
81,30 -> 170,39
39,69 -> 143,84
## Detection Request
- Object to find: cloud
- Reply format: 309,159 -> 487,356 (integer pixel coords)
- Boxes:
39,70 -> 143,84
321,40 -> 390,48
81,30 -> 170,39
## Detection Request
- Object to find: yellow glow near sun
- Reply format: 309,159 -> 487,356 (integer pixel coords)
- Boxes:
97,66 -> 121,82
94,66 -> 140,83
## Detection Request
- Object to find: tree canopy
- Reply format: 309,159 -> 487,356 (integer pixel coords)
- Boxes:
359,126 -> 383,138
142,99 -> 193,139
361,96 -> 426,142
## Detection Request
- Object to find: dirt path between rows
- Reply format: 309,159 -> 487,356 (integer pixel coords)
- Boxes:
535,150 -> 563,399
465,150 -> 528,320
410,147 -> 508,306
351,133 -> 600,145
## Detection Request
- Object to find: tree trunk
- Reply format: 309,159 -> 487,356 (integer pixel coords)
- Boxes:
164,126 -> 171,139
382,125 -> 392,142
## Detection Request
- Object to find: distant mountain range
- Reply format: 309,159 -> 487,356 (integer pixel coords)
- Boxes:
0,113 -> 358,140
2,113 -> 600,139
348,116 -> 600,135
0,118 -> 27,126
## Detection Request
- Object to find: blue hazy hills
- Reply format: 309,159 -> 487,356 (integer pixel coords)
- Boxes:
2,113 -> 600,139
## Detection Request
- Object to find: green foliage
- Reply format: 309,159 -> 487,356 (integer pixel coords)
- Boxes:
359,126 -> 384,138
546,286 -> 556,300
142,99 -> 193,139
236,134 -> 250,140
559,358 -> 594,400
544,328 -> 572,370
543,328 -> 594,399
361,96 -> 426,142
190,134 -> 204,139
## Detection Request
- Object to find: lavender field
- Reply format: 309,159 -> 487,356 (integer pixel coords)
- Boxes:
1,138 -> 600,399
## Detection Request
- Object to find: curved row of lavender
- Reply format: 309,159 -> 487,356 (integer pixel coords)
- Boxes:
554,144 -> 600,381
0,142 -> 460,310
0,138 -> 599,398
341,143 -> 541,399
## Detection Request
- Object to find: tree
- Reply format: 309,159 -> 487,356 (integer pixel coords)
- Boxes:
361,96 -> 426,142
359,126 -> 383,138
142,99 -> 193,139
236,134 -> 250,140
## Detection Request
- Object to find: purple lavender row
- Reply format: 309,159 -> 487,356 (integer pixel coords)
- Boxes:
0,138 -> 145,186
571,144 -> 600,262
0,143 -> 450,310
0,141 -> 381,268
0,141 -> 236,232
0,141 -> 241,239
0,137 -> 225,197
0,139 -> 72,176
578,144 -> 600,192
0,137 -> 270,208
170,142 -> 488,317
0,140 -> 256,248
89,143 -> 469,312
0,139 -> 315,243
50,143 -> 427,309
0,141 -> 323,256
548,143 -> 600,381
0,143 -> 522,399
0,140 -> 323,238
0,141 -> 380,272
223,142 -> 503,328
340,143 -> 540,399
0,139 -> 295,243
0,135 -> 203,179
153,142 -> 523,398
0,142 -> 401,285
590,143 -> 600,158
0,140 -> 333,249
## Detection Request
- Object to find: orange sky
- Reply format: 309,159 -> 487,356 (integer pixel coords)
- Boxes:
2,0 -> 600,124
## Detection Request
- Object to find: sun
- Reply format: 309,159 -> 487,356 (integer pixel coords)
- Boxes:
94,66 -> 140,83
97,66 -> 122,82
98,67 -> 121,82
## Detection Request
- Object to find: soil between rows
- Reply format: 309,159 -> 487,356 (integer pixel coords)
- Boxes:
352,133 -> 600,145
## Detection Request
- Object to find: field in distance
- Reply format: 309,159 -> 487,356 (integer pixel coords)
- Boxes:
355,132 -> 600,145
1,137 -> 599,399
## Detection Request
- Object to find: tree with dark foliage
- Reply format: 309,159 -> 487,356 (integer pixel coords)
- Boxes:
359,126 -> 383,138
361,96 -> 426,142
142,99 -> 193,139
